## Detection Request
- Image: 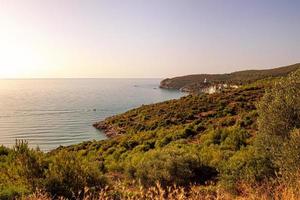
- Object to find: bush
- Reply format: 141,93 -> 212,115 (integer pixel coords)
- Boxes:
129,146 -> 217,186
0,185 -> 29,200
44,150 -> 107,199
274,129 -> 300,182
257,70 -> 300,139
0,146 -> 9,156
12,141 -> 46,190
0,141 -> 44,199
201,127 -> 250,151
220,146 -> 274,190
255,69 -> 300,181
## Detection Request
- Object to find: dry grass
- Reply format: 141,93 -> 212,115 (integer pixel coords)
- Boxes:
23,179 -> 300,200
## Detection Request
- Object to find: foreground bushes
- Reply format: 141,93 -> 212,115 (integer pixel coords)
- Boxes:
0,143 -> 107,200
45,150 -> 107,199
125,145 -> 217,186
255,70 -> 300,182
0,141 -> 44,199
220,146 -> 274,189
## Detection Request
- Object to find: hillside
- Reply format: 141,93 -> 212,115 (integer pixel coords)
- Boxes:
93,84 -> 265,138
1,68 -> 299,199
160,63 -> 300,93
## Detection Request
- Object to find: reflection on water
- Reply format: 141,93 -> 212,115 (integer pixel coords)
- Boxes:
0,79 -> 184,151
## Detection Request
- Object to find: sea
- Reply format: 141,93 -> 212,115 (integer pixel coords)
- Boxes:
0,79 -> 184,151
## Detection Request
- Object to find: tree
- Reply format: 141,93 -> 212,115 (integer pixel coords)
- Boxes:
255,69 -> 300,179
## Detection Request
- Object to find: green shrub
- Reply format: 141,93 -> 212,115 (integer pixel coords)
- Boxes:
0,185 -> 29,200
273,129 -> 300,182
220,146 -> 274,190
255,69 -> 300,180
130,146 -> 217,186
0,141 -> 44,199
12,141 -> 46,190
0,146 -> 9,156
201,127 -> 250,151
44,150 -> 107,199
257,70 -> 300,139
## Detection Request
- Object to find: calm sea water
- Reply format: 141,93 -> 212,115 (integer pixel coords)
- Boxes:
0,79 -> 184,151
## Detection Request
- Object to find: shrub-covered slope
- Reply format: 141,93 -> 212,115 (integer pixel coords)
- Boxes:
66,81 -> 268,187
1,69 -> 299,199
94,84 -> 265,137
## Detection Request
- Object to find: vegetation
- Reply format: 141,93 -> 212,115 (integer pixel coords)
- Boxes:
255,70 -> 300,182
0,68 -> 299,199
160,63 -> 300,92
21,178 -> 300,200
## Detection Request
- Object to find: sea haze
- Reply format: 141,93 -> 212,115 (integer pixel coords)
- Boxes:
0,79 -> 184,151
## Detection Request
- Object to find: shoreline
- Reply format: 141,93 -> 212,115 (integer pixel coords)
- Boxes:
93,88 -> 186,138
93,121 -> 121,138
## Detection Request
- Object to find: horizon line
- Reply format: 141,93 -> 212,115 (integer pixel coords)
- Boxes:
0,77 -> 165,80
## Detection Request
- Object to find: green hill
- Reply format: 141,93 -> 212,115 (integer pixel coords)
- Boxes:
160,63 -> 300,92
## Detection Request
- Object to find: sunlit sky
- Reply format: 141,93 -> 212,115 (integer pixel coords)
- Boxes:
0,0 -> 299,78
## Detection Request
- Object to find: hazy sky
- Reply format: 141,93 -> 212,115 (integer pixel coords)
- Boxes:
0,0 -> 299,78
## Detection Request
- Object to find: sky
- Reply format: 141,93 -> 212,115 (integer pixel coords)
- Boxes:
0,0 -> 299,78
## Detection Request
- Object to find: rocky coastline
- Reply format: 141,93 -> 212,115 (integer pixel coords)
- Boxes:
93,121 -> 121,138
